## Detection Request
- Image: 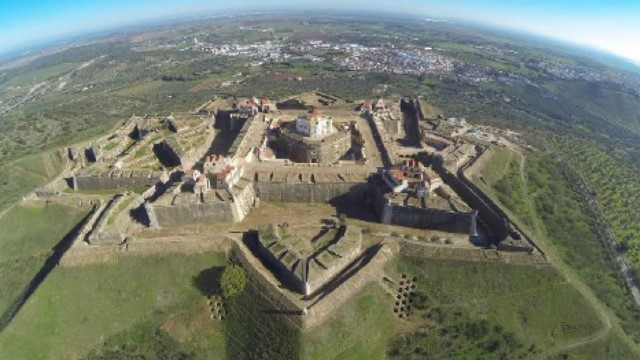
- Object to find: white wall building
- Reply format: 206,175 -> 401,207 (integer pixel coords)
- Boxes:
295,114 -> 335,138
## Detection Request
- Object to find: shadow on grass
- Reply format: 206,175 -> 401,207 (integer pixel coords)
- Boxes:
225,285 -> 301,360
0,205 -> 97,334
192,266 -> 224,297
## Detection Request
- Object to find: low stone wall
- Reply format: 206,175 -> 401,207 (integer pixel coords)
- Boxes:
399,240 -> 548,265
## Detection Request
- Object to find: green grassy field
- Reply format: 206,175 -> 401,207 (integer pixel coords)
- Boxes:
386,256 -> 622,360
551,332 -> 639,360
468,147 -> 535,228
114,80 -> 164,96
0,151 -> 67,212
0,62 -> 79,90
0,252 -> 226,360
470,146 -> 640,345
0,202 -> 89,315
302,284 -> 395,360
470,147 -> 514,187
224,283 -> 301,360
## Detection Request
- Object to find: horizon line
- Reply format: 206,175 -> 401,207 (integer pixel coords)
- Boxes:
1,8 -> 639,72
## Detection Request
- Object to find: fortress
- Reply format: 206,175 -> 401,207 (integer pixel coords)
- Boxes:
54,92 -> 541,329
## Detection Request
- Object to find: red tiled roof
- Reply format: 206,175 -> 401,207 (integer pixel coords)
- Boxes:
206,154 -> 225,163
390,169 -> 405,181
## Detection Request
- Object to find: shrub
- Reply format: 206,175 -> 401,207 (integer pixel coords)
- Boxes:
221,264 -> 247,298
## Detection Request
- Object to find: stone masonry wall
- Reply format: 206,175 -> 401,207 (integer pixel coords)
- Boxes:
255,181 -> 367,203
370,182 -> 472,234
385,204 -> 472,233
147,201 -> 237,228
74,174 -> 161,191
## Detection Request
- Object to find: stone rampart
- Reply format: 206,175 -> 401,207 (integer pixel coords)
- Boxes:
385,204 -> 472,233
87,195 -> 125,245
255,181 -> 367,203
231,240 -> 304,327
228,115 -> 263,159
417,152 -> 510,243
369,177 -> 473,234
73,169 -> 163,191
146,200 -> 236,228
363,112 -> 395,167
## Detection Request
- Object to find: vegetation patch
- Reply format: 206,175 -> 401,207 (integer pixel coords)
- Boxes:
224,283 -> 301,360
0,252 -> 226,360
478,147 -> 640,341
387,256 -> 606,359
302,284 -> 395,360
0,202 -> 88,314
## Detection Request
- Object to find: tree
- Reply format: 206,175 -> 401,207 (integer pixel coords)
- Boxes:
221,264 -> 247,298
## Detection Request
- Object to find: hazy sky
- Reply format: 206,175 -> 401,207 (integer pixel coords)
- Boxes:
1,0 -> 640,64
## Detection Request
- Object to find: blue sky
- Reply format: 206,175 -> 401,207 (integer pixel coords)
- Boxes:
1,0 -> 639,63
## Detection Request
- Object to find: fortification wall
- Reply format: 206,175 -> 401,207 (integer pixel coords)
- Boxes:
387,205 -> 472,233
399,99 -> 422,147
414,99 -> 427,120
370,181 -> 472,234
146,201 -> 236,228
87,195 -> 125,245
229,115 -> 262,158
74,174 -> 161,191
248,235 -> 307,294
418,152 -> 510,242
231,241 -> 304,328
306,230 -> 361,293
305,243 -> 396,329
363,112 -> 395,167
255,181 -> 367,203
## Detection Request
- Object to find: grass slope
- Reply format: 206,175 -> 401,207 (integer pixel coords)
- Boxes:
0,252 -> 226,360
0,151 -> 67,212
471,146 -> 640,345
0,202 -> 88,314
302,284 -> 395,360
225,283 -> 301,360
388,257 -> 608,360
